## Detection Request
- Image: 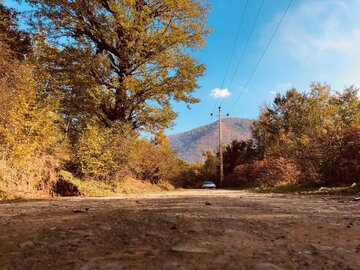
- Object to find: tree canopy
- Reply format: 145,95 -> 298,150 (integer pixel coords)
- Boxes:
0,3 -> 31,59
26,0 -> 210,133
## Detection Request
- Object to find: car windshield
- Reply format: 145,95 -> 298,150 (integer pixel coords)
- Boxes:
204,181 -> 214,184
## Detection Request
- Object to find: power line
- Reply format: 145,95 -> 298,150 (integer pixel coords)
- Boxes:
220,0 -> 249,90
224,0 -> 265,102
228,0 -> 293,114
209,0 -> 249,120
220,0 -> 264,110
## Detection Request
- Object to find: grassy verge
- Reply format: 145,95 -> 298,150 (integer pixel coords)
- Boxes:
57,170 -> 175,197
254,183 -> 319,194
1,171 -> 176,200
253,183 -> 360,195
0,190 -> 22,200
0,190 -> 9,200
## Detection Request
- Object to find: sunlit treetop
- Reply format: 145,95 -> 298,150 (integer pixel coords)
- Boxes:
25,0 -> 211,133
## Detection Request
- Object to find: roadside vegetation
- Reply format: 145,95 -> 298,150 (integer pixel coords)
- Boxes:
1,1 -> 358,199
0,0 -> 209,198
197,84 -> 360,193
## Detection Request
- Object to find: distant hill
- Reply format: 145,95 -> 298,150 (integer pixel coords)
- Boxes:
169,118 -> 253,163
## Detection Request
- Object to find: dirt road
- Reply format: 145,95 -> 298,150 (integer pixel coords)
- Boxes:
0,190 -> 359,270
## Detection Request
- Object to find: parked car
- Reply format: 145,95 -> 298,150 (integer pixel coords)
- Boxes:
202,181 -> 216,189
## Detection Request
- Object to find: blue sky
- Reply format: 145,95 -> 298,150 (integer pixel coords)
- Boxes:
5,0 -> 360,134
169,0 -> 360,134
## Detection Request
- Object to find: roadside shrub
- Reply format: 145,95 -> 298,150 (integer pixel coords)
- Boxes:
226,163 -> 254,187
176,162 -> 204,188
0,43 -> 65,196
254,157 -> 301,186
53,170 -> 175,197
129,138 -> 183,184
226,157 -> 301,187
73,122 -> 136,180
320,126 -> 360,185
73,123 -> 184,185
0,155 -> 60,196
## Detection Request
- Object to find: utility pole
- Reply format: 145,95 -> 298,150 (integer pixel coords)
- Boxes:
218,106 -> 224,183
211,107 -> 228,184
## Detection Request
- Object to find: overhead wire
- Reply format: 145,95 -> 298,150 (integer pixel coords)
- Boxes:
221,0 -> 265,108
208,0 -> 249,122
228,0 -> 293,114
219,0 -> 249,90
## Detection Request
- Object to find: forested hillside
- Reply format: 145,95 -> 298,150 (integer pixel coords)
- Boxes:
169,118 -> 252,163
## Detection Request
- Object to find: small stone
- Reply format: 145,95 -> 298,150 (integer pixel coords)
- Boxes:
310,244 -> 334,251
252,263 -> 283,270
19,241 -> 34,248
72,209 -> 85,213
205,202 -> 211,206
170,245 -> 209,253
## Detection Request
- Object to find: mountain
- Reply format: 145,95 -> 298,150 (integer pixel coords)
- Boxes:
169,118 -> 253,163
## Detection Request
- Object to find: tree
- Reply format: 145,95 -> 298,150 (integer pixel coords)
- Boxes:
252,82 -> 360,184
223,139 -> 259,175
26,0 -> 210,133
0,39 -> 64,160
2,73 -> 63,159
333,86 -> 360,128
319,126 -> 360,185
252,83 -> 339,157
0,42 -> 21,128
0,3 -> 33,128
202,150 -> 217,181
0,3 -> 31,60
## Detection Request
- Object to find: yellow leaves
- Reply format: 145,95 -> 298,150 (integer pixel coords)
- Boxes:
0,52 -> 64,160
27,0 -> 210,132
74,122 -> 181,184
4,89 -> 62,159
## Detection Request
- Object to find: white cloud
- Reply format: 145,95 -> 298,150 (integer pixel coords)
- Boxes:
272,0 -> 360,62
210,88 -> 231,99
269,91 -> 277,95
260,0 -> 360,90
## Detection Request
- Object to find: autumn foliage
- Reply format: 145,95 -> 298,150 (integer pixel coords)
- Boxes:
0,1 -> 210,197
206,84 -> 360,188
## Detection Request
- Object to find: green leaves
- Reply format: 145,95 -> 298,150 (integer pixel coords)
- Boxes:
252,83 -> 360,184
26,0 -> 210,132
253,83 -> 360,154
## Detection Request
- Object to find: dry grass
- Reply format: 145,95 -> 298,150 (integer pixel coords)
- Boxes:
54,170 -> 175,197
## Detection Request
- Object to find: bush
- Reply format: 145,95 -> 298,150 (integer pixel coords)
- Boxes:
73,122 -> 136,180
320,126 -> 360,185
52,170 -> 175,197
254,157 -> 301,186
0,155 -> 60,197
227,157 -> 301,187
73,123 -> 184,185
176,162 -> 204,188
128,138 -> 183,184
226,163 -> 255,187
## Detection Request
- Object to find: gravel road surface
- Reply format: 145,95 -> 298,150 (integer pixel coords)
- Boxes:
0,190 -> 359,270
